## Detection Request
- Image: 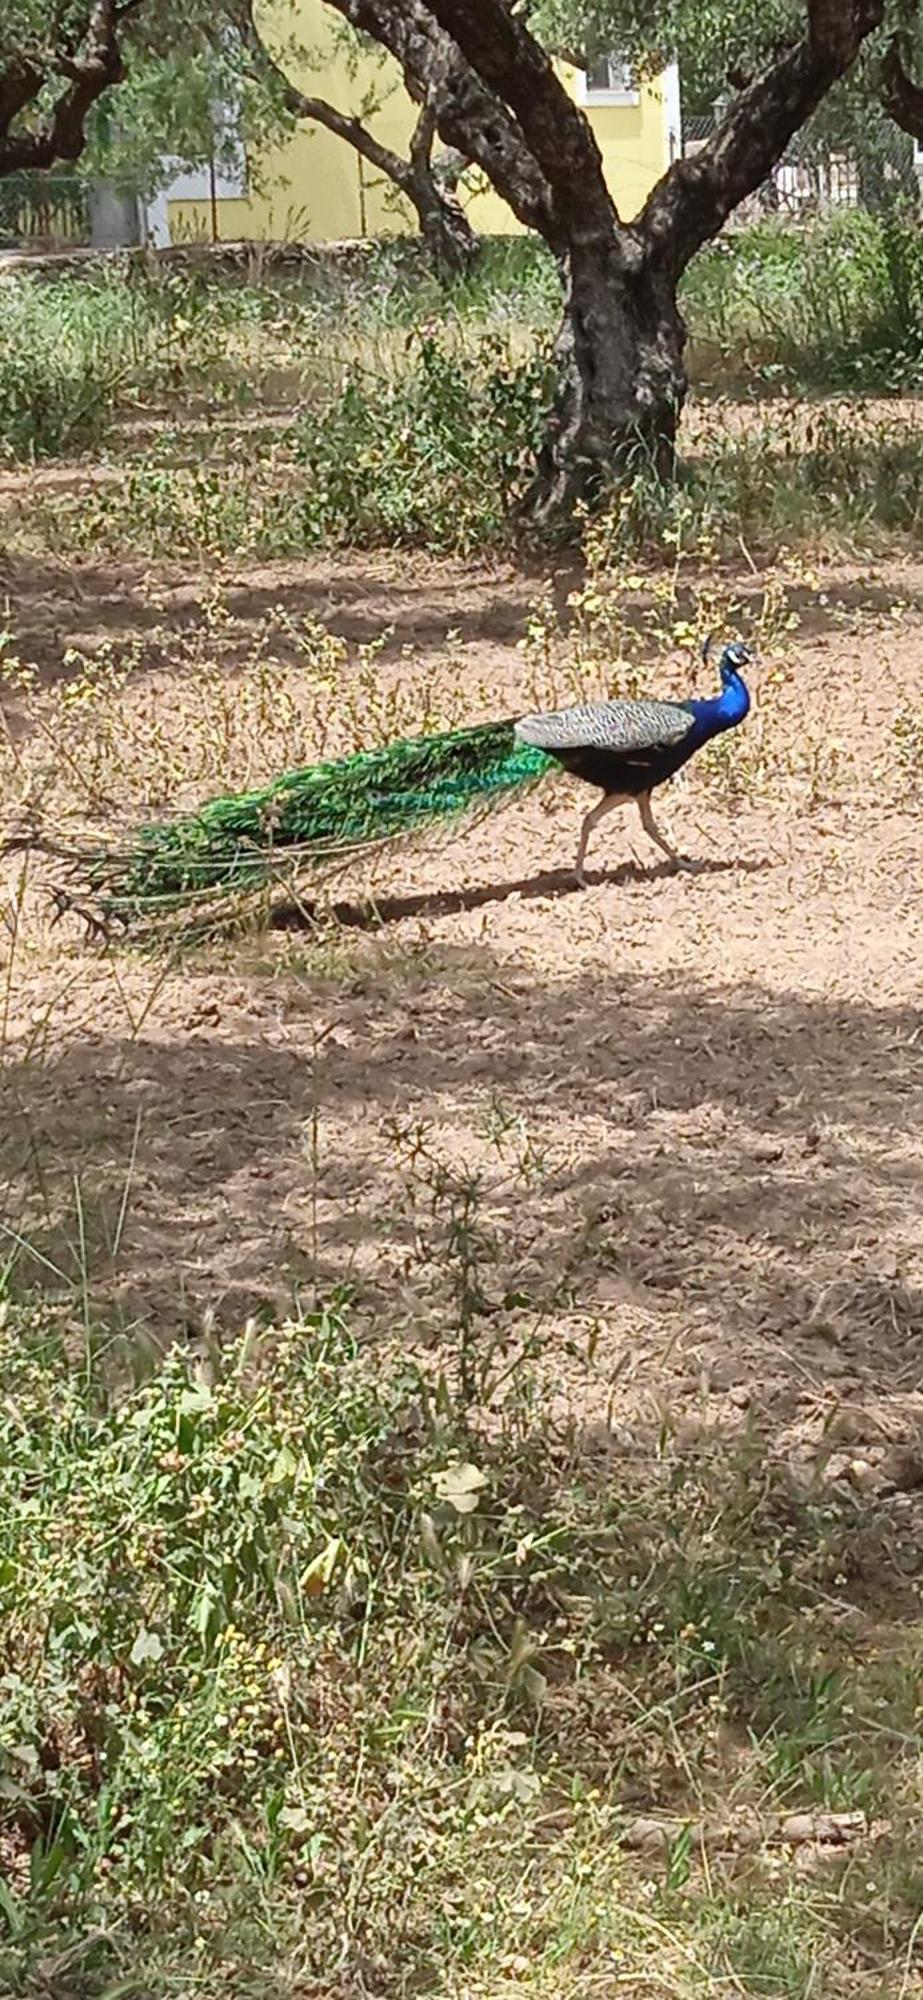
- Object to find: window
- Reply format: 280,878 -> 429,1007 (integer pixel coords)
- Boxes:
578,52 -> 639,105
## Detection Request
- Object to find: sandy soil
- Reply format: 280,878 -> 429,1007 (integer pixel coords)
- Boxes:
2,546 -> 922,1506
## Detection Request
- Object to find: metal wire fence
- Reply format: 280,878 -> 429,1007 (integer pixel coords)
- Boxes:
0,171 -> 90,250
683,114 -> 919,221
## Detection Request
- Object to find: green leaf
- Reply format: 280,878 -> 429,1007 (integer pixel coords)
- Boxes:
268,1444 -> 298,1484
301,1536 -> 342,1598
0,1873 -> 22,1938
518,1664 -> 548,1709
178,1383 -> 213,1416
191,1582 -> 218,1638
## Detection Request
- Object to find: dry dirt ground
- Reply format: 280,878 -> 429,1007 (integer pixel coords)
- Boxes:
2,545 -> 923,1501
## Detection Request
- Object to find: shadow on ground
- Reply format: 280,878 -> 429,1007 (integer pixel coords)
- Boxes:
5,543 -> 921,691
270,855 -> 772,929
3,943 -> 922,1437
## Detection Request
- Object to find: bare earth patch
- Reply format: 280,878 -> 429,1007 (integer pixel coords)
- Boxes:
2,547 -> 922,1500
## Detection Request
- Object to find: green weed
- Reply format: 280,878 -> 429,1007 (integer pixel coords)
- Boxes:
0,268 -> 245,460
684,207 -> 923,389
0,1286 -> 921,1997
6,326 -> 551,555
6,211 -> 923,478
290,328 -> 552,550
595,401 -> 923,559
7,225 -> 923,551
0,247 -> 556,467
11,374 -> 923,567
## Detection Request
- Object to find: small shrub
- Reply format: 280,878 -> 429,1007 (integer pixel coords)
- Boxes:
684,208 -> 923,390
291,328 -> 553,550
0,269 -> 234,461
7,328 -> 553,557
0,287 -> 123,458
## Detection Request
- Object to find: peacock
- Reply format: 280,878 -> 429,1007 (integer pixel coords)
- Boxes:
46,638 -> 751,927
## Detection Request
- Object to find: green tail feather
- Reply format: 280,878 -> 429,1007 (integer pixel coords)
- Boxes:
74,719 -> 552,921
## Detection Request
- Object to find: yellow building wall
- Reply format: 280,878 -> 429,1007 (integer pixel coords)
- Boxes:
167,0 -> 673,244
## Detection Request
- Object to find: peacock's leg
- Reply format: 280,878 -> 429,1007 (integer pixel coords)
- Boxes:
573,792 -> 627,886
638,791 -> 683,869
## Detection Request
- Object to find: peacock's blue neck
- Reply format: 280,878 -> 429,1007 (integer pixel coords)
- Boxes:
682,668 -> 751,749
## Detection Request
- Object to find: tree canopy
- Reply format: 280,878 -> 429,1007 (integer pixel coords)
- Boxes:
6,0 -> 923,197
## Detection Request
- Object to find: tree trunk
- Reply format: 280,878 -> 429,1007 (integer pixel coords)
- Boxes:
322,0 -> 887,524
407,102 -> 478,279
530,235 -> 687,523
408,171 -> 479,276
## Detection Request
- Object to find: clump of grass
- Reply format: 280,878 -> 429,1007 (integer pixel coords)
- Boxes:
8,227 -> 923,557
298,234 -> 560,334
1,1282 -> 922,1999
0,268 -> 240,460
597,400 -> 923,560
0,277 -> 132,458
5,325 -> 552,556
684,207 -> 923,390
7,210 -> 923,487
11,375 -> 923,567
0,245 -> 558,467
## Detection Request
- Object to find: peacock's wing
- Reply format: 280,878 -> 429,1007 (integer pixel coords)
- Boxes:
514,697 -> 694,754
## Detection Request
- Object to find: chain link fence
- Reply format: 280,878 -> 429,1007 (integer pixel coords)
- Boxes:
0,171 -> 91,250
683,113 -> 919,222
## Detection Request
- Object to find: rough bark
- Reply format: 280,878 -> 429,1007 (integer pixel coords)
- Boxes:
880,30 -> 923,137
419,0 -> 666,514
0,0 -> 128,176
231,0 -> 477,276
406,102 -> 478,275
320,0 -> 556,237
532,239 -> 686,519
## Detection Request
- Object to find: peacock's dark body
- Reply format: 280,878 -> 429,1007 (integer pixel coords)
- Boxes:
58,641 -> 751,926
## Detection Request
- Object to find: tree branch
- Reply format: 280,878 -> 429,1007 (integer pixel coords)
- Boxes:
231,0 -> 416,192
423,0 -> 612,222
408,97 -> 438,178
320,0 -> 556,239
0,0 -> 125,176
0,60 -> 44,145
233,0 -> 478,271
432,143 -> 467,192
284,89 -> 416,189
640,0 -> 885,278
880,29 -> 923,138
405,91 -> 479,271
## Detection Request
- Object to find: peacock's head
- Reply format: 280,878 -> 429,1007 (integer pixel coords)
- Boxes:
719,641 -> 752,685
